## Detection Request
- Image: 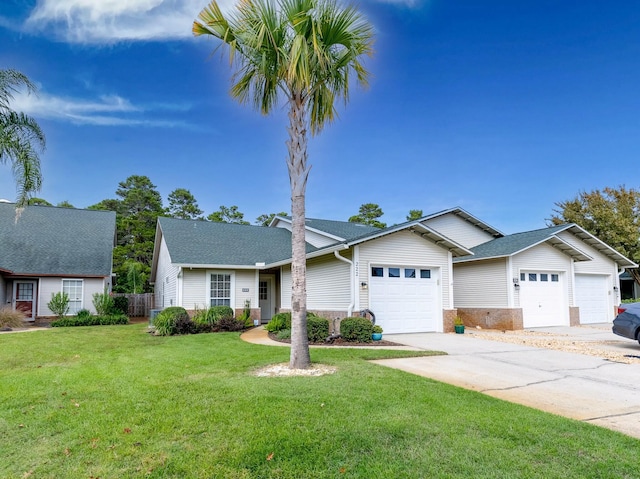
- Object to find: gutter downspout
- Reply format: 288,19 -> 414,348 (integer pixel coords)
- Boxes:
334,248 -> 354,317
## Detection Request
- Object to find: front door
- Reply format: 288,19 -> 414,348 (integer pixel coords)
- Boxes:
14,281 -> 37,320
259,276 -> 274,322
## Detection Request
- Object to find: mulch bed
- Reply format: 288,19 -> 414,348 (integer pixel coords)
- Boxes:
267,331 -> 402,347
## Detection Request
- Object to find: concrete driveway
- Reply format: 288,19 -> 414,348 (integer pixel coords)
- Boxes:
374,326 -> 640,440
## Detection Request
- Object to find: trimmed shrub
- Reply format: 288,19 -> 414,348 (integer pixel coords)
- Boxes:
153,307 -> 189,336
0,306 -> 25,328
92,288 -> 115,316
48,292 -> 70,318
76,309 -> 92,320
51,314 -> 129,327
307,316 -> 330,343
213,315 -> 246,332
112,296 -> 129,315
265,312 -> 291,332
340,316 -> 374,343
276,328 -> 291,340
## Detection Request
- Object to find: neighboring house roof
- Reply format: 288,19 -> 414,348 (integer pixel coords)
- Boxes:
0,203 -> 116,276
155,217 -> 316,269
421,207 -> 504,238
454,223 -> 637,268
271,216 -> 380,241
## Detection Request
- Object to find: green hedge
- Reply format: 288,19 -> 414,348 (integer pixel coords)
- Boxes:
154,307 -> 190,336
340,316 -> 373,343
307,316 -> 330,343
51,314 -> 129,327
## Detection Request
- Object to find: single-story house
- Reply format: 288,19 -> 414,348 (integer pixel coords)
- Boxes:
420,209 -> 636,329
150,215 -> 473,333
150,207 -> 636,333
0,202 -> 116,320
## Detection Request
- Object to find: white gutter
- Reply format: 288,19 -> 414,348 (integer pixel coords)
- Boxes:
334,249 -> 354,316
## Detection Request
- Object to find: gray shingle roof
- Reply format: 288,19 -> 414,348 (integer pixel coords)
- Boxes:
0,203 -> 116,276
159,217 -> 317,266
453,224 -> 587,263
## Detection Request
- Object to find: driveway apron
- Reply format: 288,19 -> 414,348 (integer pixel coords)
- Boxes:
374,331 -> 640,440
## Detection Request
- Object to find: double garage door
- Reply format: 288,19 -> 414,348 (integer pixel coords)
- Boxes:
369,265 -> 440,334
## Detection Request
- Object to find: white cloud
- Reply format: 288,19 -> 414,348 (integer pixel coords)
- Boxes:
24,0 -> 416,44
12,90 -> 185,127
25,0 -> 237,44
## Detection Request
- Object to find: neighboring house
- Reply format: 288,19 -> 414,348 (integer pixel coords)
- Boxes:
435,212 -> 637,329
150,216 -> 472,333
0,202 -> 116,320
619,271 -> 640,300
150,207 -> 636,333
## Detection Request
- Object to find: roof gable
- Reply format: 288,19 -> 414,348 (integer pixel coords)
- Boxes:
454,224 -> 636,267
0,203 -> 116,276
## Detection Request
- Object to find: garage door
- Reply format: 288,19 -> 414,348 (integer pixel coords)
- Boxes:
575,274 -> 612,324
519,271 -> 568,328
369,265 -> 440,333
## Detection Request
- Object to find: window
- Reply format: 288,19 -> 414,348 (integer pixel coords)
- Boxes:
16,283 -> 33,300
528,273 -> 537,282
405,268 -> 416,278
210,273 -> 231,307
259,281 -> 268,301
388,268 -> 400,278
540,274 -> 548,282
420,269 -> 431,279
371,267 -> 383,277
62,280 -> 83,314
520,273 -> 525,281
551,274 -> 559,282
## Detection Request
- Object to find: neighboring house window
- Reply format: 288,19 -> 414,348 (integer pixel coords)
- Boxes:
62,279 -> 83,314
210,273 -> 232,307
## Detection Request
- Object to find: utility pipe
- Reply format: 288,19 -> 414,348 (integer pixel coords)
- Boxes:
334,249 -> 354,317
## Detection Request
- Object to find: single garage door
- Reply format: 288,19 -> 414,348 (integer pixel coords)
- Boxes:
369,265 -> 440,333
575,274 -> 612,324
519,271 -> 568,327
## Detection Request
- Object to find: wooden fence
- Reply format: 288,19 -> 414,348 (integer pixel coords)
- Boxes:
112,293 -> 155,317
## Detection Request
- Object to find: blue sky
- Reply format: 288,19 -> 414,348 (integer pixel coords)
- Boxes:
1,0 -> 639,234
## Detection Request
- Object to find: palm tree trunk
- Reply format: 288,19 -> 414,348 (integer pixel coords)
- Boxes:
287,93 -> 311,369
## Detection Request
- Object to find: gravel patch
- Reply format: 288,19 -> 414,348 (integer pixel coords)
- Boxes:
254,363 -> 337,377
464,327 -> 640,364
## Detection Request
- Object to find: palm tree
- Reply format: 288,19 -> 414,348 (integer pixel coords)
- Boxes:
194,0 -> 373,368
0,69 -> 45,207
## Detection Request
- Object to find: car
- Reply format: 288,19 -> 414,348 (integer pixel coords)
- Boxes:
612,302 -> 640,345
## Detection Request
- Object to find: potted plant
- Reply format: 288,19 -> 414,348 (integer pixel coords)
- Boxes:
372,324 -> 383,341
454,316 -> 465,334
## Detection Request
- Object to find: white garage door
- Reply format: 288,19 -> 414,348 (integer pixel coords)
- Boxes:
519,271 -> 568,328
575,274 -> 612,324
369,265 -> 440,333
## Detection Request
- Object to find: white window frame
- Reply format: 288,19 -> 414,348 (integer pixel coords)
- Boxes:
62,279 -> 84,315
206,270 -> 235,308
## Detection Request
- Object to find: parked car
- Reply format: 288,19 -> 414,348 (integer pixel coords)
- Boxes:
612,302 -> 640,345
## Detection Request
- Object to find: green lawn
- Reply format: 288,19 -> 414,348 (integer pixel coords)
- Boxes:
1,325 -> 638,478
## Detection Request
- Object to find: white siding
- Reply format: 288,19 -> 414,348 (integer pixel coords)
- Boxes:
38,277 -> 106,315
453,259 -> 509,308
235,271 -> 255,309
557,231 -> 620,276
272,220 -> 338,248
182,269 -> 207,309
154,237 -> 179,309
280,265 -> 292,309
358,230 -> 451,309
423,213 -> 495,249
306,255 -> 351,310
511,243 -> 573,306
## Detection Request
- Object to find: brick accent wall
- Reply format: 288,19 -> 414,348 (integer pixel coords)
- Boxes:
457,308 -> 524,330
569,307 -> 580,326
